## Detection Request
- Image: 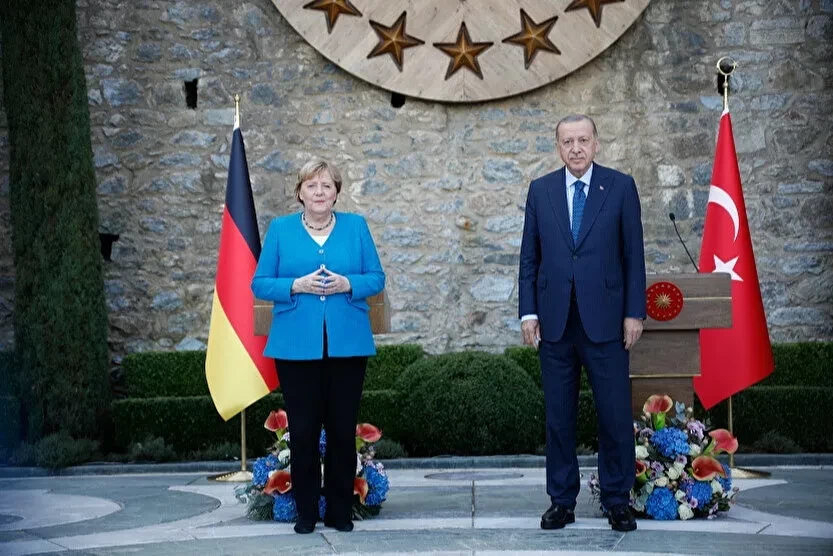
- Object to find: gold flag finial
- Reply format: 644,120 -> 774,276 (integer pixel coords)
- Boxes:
716,57 -> 737,112
234,93 -> 240,129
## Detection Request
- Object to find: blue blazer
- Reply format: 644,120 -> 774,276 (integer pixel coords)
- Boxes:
519,164 -> 646,343
252,212 -> 385,360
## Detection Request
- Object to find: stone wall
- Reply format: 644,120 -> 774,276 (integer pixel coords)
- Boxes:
0,0 -> 831,355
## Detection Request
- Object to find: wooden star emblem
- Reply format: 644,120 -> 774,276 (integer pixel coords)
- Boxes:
433,22 -> 493,80
303,0 -> 362,34
502,9 -> 561,70
367,12 -> 425,71
565,0 -> 625,28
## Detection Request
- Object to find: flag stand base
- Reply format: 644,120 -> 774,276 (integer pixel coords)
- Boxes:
206,409 -> 251,483
729,466 -> 770,479
208,470 -> 253,482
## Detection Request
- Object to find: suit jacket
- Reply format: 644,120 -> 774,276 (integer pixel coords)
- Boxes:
252,211 -> 385,360
518,164 -> 646,343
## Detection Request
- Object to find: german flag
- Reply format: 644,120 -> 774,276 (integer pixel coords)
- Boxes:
205,121 -> 278,421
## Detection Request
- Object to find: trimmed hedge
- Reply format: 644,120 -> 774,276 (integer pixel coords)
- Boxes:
121,345 -> 424,398
112,389 -> 400,454
112,393 -> 285,453
704,386 -> 833,452
122,351 -> 209,398
0,395 -> 21,450
761,342 -> 833,387
358,389 -> 400,440
365,345 -> 425,390
395,352 -> 544,456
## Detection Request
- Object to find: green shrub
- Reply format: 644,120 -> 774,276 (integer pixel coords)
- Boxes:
502,346 -> 590,391
762,342 -> 833,387
365,345 -> 425,390
359,389 -> 400,440
34,433 -> 100,469
0,395 -> 21,450
112,393 -> 285,454
394,352 -> 544,456
128,436 -> 177,462
372,438 -> 408,459
122,351 -> 208,398
704,386 -> 833,452
2,2 -> 111,441
9,442 -> 37,466
503,346 -> 542,388
751,431 -> 802,454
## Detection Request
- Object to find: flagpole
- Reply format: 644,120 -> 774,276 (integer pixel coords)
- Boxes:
715,57 -> 769,480
209,94 -> 254,483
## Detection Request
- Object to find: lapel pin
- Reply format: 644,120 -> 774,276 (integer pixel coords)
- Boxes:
599,185 -> 604,190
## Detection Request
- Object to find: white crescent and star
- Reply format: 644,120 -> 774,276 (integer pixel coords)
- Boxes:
706,184 -> 744,282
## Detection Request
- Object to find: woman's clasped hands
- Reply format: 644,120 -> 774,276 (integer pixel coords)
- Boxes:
291,265 -> 351,296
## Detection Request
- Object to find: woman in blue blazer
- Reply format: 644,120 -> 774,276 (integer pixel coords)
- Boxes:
252,160 -> 385,534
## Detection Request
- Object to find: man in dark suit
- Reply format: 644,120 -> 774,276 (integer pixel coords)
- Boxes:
519,114 -> 646,532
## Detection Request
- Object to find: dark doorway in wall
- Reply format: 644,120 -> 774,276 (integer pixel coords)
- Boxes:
184,79 -> 198,109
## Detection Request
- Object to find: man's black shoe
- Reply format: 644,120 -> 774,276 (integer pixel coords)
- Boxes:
293,519 -> 316,534
607,505 -> 637,532
540,504 -> 575,530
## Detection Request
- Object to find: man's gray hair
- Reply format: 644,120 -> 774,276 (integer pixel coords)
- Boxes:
555,114 -> 598,140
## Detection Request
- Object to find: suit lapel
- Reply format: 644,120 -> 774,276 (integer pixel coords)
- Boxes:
544,167 -> 573,247
575,164 -> 612,249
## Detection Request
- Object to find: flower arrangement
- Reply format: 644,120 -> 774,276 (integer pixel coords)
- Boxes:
235,409 -> 390,522
588,395 -> 739,521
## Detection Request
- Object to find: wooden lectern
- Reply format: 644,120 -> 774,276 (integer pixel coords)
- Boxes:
629,273 -> 732,416
254,291 -> 391,337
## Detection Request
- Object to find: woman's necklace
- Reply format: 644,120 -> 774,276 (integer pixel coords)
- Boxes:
302,211 -> 333,232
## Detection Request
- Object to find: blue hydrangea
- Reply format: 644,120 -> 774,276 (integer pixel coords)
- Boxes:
252,454 -> 280,487
363,464 -> 389,507
318,495 -> 327,520
319,429 -> 327,458
685,479 -> 714,508
645,487 -> 678,520
272,493 -> 298,522
717,464 -> 732,492
650,427 -> 691,459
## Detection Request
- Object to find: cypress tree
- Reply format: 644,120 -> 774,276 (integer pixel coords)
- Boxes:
0,1 -> 110,440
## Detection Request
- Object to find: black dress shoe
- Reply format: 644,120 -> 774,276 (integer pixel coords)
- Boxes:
293,519 -> 316,534
324,518 -> 354,532
607,505 -> 637,532
540,504 -> 575,530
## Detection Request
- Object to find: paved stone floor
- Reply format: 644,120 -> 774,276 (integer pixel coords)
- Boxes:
0,466 -> 831,555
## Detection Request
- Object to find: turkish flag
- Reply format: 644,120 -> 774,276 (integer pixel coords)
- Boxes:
694,111 -> 774,409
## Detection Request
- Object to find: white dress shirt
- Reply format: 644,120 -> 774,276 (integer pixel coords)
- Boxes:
521,164 -> 594,323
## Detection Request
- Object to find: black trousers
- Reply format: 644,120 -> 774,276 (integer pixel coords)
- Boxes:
276,346 -> 367,523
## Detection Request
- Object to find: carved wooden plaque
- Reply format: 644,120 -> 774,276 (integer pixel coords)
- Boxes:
270,0 -> 652,103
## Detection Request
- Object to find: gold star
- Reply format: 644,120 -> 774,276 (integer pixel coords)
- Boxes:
303,0 -> 362,34
502,9 -> 561,70
565,0 -> 625,28
433,22 -> 493,80
367,12 -> 425,72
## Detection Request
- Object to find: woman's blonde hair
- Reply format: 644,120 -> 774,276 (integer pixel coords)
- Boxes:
294,160 -> 342,205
